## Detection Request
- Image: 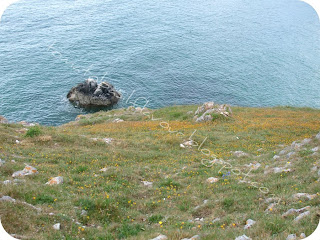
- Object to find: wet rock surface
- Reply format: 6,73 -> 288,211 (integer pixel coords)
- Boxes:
67,79 -> 121,107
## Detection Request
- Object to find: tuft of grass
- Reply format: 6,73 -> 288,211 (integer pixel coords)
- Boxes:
159,179 -> 181,189
25,126 -> 42,137
32,194 -> 55,204
148,214 -> 163,224
115,224 -> 144,239
222,198 -> 234,209
265,217 -> 286,235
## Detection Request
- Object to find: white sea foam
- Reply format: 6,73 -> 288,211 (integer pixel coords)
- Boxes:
0,0 -> 20,23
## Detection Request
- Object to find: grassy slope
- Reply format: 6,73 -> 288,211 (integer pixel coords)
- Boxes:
0,105 -> 320,240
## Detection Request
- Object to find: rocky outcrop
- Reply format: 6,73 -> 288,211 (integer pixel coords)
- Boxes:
192,102 -> 232,123
67,79 -> 121,107
0,116 -> 8,124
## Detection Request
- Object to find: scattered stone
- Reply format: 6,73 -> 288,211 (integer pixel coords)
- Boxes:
15,140 -> 20,144
279,149 -> 288,155
282,206 -> 310,218
291,141 -> 302,150
194,218 -> 204,222
103,138 -> 113,144
113,118 -> 124,123
300,233 -> 306,238
20,201 -> 41,212
235,235 -> 252,240
150,234 -> 168,240
75,115 -> 86,121
11,160 -> 16,163
212,218 -> 220,224
294,211 -> 310,222
181,235 -> 201,240
316,132 -> 320,140
0,196 -> 40,211
301,138 -> 312,145
292,193 -> 317,201
311,166 -> 318,172
142,181 -> 153,187
99,167 -> 108,172
135,107 -> 143,112
194,114 -> 213,123
126,106 -> 148,113
0,159 -> 5,166
273,167 -> 292,174
265,197 -> 280,204
49,213 -> 55,216
0,196 -> 16,202
0,116 -> 9,124
81,210 -> 88,216
15,179 -> 25,184
273,155 -> 280,160
180,140 -> 196,148
312,147 -> 319,152
233,151 -> 249,158
67,79 -> 121,107
265,203 -> 277,212
53,223 -> 61,230
3,180 -> 11,185
244,219 -> 256,229
286,152 -> 296,158
286,234 -> 297,240
187,111 -> 194,115
46,176 -> 63,185
244,163 -> 261,170
2,179 -> 25,185
12,164 -> 38,177
206,177 -> 219,183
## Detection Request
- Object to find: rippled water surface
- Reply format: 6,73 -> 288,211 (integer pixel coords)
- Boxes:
0,0 -> 320,125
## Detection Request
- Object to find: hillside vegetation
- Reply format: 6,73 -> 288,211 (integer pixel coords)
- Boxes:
1,105 -> 320,240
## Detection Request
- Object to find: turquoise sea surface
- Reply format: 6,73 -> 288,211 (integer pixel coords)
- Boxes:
0,0 -> 320,125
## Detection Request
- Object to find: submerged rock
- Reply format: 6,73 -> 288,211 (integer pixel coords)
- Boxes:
67,79 -> 121,107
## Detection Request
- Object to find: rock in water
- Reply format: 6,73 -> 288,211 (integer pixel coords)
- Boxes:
67,79 -> 121,107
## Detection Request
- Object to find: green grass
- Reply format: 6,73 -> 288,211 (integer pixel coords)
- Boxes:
1,105 -> 320,239
25,126 -> 42,137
